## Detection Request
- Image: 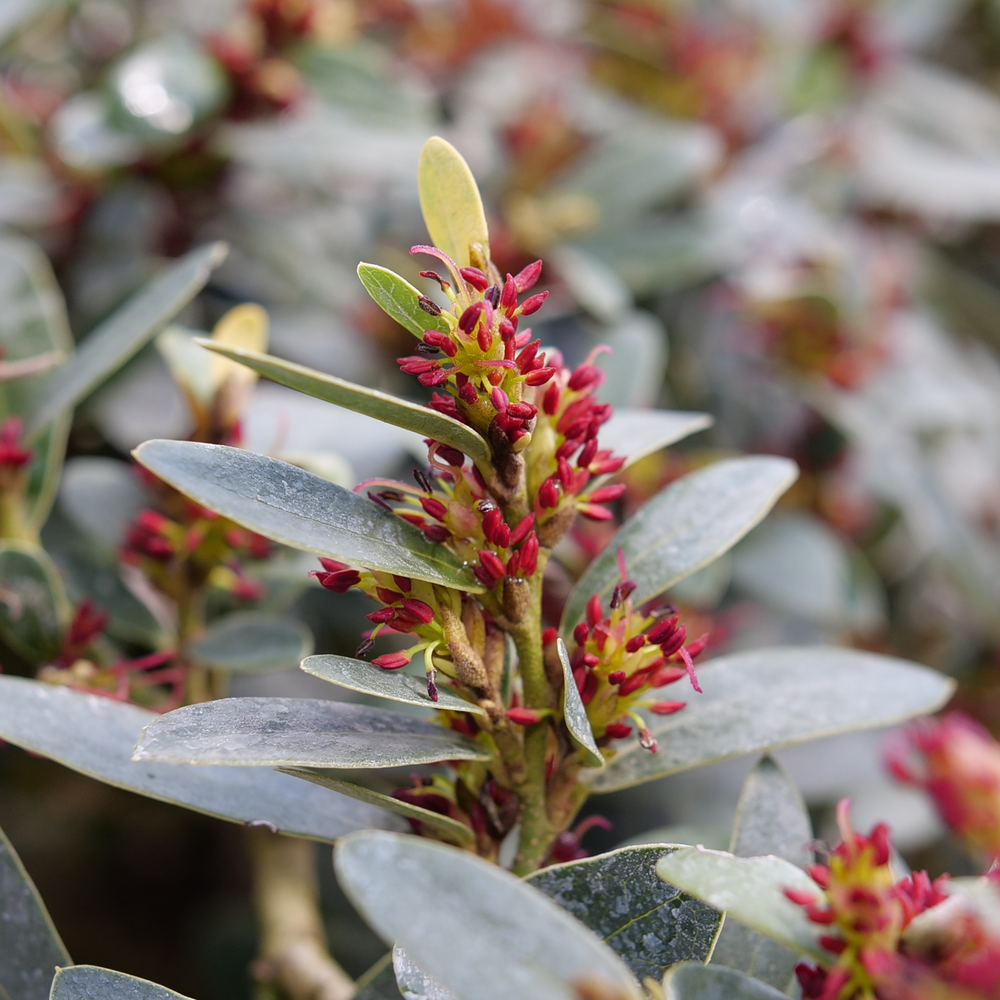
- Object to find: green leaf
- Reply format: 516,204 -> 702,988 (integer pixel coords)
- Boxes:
556,638 -> 603,768
0,677 -> 402,841
25,243 -> 228,438
277,770 -> 474,848
591,409 -> 713,487
562,457 -> 798,631
301,654 -> 483,715
417,138 -> 490,268
0,822 -> 71,1000
132,697 -> 492,768
0,541 -> 68,663
711,758 -> 811,992
526,846 -> 722,984
187,612 -> 313,673
57,456 -> 150,549
357,264 -> 450,339
335,831 -> 643,1000
131,441 -> 481,592
392,948 -> 459,1000
664,963 -> 790,1000
656,848 -> 826,960
50,966 -> 194,1000
585,646 -> 954,793
197,341 -> 491,466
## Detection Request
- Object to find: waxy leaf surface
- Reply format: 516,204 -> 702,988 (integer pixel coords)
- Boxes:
50,966 -> 193,1000
0,542 -> 66,663
563,457 -> 799,630
132,441 -> 480,591
0,678 -> 401,841
392,948 -> 459,1000
278,770 -> 474,847
353,955 -> 403,1000
133,697 -> 491,768
187,612 -> 313,673
335,831 -> 643,1000
526,845 -> 722,983
357,264 -> 450,339
556,638 -> 603,768
0,823 -> 70,1000
664,963 -> 789,1000
656,848 -> 826,960
26,242 -> 227,437
711,758 -> 811,991
417,137 -> 490,268
301,654 -> 483,715
197,342 -> 491,465
585,647 -> 954,792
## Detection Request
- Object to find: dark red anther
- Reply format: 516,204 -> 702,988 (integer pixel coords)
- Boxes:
573,622 -> 589,646
685,634 -> 709,659
419,270 -> 450,291
398,356 -> 439,374
478,550 -> 507,580
437,446 -> 466,467
401,598 -> 435,624
418,296 -> 442,316
492,523 -> 510,548
539,477 -> 560,509
818,936 -> 847,956
646,617 -> 678,645
355,637 -> 375,658
482,507 -> 502,539
542,627 -> 558,646
637,727 -> 658,753
516,339 -> 540,372
580,670 -> 599,705
556,439 -> 581,461
505,550 -> 521,577
568,365 -> 604,391
499,317 -> 516,342
805,905 -> 837,925
490,387 -> 508,413
460,266 -> 489,291
459,381 -> 479,405
618,672 -> 650,696
312,569 -> 361,592
518,291 -> 548,316
368,491 -> 394,512
558,457 -> 574,490
659,625 -> 687,657
375,586 -> 400,605
500,274 -> 518,311
418,369 -> 449,387
520,532 -> 539,576
508,402 -> 537,420
513,260 -> 542,292
507,707 -> 546,725
510,513 -> 535,545
577,439 -> 598,469
423,330 -> 458,357
605,723 -> 632,739
586,594 -> 603,627
590,454 -> 625,475
524,367 -> 556,386
319,557 -> 348,572
477,324 -> 493,352
373,651 -> 410,669
649,701 -> 685,715
459,301 -> 485,332
588,483 -> 626,504
473,566 -> 498,589
608,670 -> 626,685
427,671 -> 439,702
625,635 -> 646,653
420,496 -> 448,520
648,666 -> 685,687
424,524 -> 451,543
366,608 -> 396,623
485,286 -> 500,308
542,383 -> 561,415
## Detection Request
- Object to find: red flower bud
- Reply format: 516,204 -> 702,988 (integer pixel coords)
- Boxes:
401,598 -> 435,624
586,594 -> 603,627
784,888 -> 820,907
460,266 -> 489,291
618,672 -> 650,696
605,723 -> 633,739
367,607 -> 396,623
492,523 -> 511,548
501,274 -> 518,311
437,446 -> 465,467
513,260 -> 543,292
524,366 -> 556,386
587,483 -> 626,504
543,383 -> 560,415
478,549 -> 507,580
608,670 -> 626,685
372,651 -> 411,669
510,513 -> 535,545
459,301 -> 485,332
648,666 -> 686,687
520,532 -> 539,576
660,625 -> 687,657
649,701 -> 686,715
420,496 -> 448,520
459,381 -> 479,405
312,569 -> 361,592
568,365 -> 604,391
625,635 -> 646,653
490,387 -> 508,413
646,617 -> 679,644
507,707 -> 546,725
573,622 -> 589,646
539,477 -> 560,509
505,550 -> 521,576
542,627 -> 558,646
579,504 -> 614,521
590,454 -> 626,475
516,339 -> 540,372
477,325 -> 493,352
509,402 -> 537,419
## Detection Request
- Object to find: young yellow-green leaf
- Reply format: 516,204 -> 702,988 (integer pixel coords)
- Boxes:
208,303 -> 268,392
26,242 -> 228,438
0,822 -> 71,1000
0,541 -> 68,664
196,342 -> 491,466
277,770 -> 474,848
132,441 -> 481,592
556,638 -> 603,768
656,847 -> 827,960
50,966 -> 193,1000
132,697 -> 492,768
585,647 -> 954,793
711,757 -> 811,992
301,654 -> 483,715
418,137 -> 490,268
664,963 -> 789,1000
526,845 -> 722,984
0,677 -> 401,841
335,831 -> 643,1000
187,612 -> 313,673
562,457 -> 798,631
357,264 -> 451,339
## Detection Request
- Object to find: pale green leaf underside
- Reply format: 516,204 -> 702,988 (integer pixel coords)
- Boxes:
392,947 -> 459,1000
187,612 -> 313,673
0,541 -> 67,664
51,966 -> 194,1000
197,341 -> 491,466
417,137 -> 490,268
664,963 -> 789,1000
335,831 -> 643,1000
585,646 -> 954,792
526,845 -> 722,984
278,769 -> 474,848
563,456 -> 799,631
132,440 -> 481,592
556,638 -> 603,768
656,848 -> 826,960
0,677 -> 401,841
132,697 -> 491,768
0,822 -> 71,1000
301,654 -> 483,715
26,243 -> 227,438
711,757 -> 811,991
357,264 -> 450,339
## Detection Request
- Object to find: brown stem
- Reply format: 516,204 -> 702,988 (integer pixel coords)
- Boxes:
250,831 -> 355,1000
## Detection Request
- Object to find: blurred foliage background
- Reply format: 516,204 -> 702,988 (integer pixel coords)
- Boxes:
7,0 -> 1000,994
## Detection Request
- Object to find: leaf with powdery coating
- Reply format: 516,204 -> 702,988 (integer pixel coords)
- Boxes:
585,647 -> 954,792
357,264 -> 451,339
0,541 -> 68,664
132,697 -> 492,768
526,845 -> 723,984
50,966 -> 194,1000
562,456 -> 798,631
132,441 -> 481,591
187,612 -> 313,673
556,638 -> 604,768
664,963 -> 789,1000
